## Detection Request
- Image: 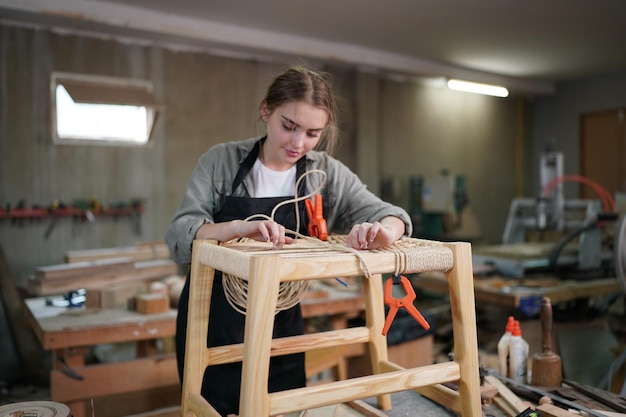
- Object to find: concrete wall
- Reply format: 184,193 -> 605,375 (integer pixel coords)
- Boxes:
377,79 -> 524,240
0,24 -> 524,380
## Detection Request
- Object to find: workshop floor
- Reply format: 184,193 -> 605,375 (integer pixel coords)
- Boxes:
1,386 -> 494,417
0,382 -> 50,406
2,296 -> 623,417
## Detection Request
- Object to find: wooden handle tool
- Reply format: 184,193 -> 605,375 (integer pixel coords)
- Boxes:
531,296 -> 563,387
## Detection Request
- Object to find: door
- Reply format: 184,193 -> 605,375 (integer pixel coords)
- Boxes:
580,109 -> 626,199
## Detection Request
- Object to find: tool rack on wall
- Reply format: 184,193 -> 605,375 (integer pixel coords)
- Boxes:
0,199 -> 146,237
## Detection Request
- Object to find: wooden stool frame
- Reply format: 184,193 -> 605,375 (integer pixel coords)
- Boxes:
181,239 -> 481,417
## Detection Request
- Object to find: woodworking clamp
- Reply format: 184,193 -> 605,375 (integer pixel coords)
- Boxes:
382,274 -> 430,336
305,194 -> 328,241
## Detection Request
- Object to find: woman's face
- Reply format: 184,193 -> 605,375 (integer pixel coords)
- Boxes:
261,100 -> 328,171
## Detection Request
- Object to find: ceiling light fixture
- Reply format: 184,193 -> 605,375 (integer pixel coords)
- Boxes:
447,79 -> 509,97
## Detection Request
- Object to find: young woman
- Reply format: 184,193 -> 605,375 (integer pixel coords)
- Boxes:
166,64 -> 412,416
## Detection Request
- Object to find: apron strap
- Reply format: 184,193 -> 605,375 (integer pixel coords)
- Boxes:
231,140 -> 261,194
231,138 -> 308,197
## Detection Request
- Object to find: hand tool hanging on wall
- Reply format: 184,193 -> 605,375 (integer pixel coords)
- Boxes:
43,200 -> 62,239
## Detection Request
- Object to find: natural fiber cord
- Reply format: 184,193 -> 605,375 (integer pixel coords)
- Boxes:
221,236 -> 454,315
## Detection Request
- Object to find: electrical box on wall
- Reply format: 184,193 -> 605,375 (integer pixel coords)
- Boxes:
421,173 -> 457,213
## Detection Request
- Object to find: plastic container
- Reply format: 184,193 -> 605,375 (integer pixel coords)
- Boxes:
508,320 -> 529,384
497,316 -> 515,376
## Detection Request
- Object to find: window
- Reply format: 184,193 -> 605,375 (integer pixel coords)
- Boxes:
51,72 -> 161,146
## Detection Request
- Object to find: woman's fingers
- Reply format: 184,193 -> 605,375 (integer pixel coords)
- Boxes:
252,221 -> 288,248
347,221 -> 393,250
347,222 -> 372,249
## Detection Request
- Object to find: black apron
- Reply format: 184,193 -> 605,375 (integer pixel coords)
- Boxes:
176,140 -> 309,417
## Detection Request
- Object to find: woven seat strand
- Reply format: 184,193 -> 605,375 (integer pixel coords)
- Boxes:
220,236 -> 454,315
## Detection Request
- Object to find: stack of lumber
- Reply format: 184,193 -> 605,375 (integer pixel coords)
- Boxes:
64,241 -> 171,263
28,242 -> 180,297
485,375 -> 535,416
484,374 -> 626,417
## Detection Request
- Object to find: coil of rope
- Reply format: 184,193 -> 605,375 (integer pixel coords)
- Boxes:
222,169 -> 332,315
220,168 -> 452,315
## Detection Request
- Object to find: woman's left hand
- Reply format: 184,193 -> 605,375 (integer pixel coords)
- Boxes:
346,217 -> 405,250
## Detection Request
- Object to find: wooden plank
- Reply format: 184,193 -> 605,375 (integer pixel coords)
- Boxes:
28,259 -> 178,295
269,401 -> 387,417
546,279 -> 621,304
40,311 -> 175,349
381,360 -> 463,413
35,257 -> 135,280
537,403 -> 580,417
85,281 -> 149,309
473,242 -> 577,260
493,395 -> 519,417
584,411 -> 626,417
23,297 -> 176,349
414,273 -> 620,309
269,362 -> 461,415
563,379 -> 626,413
50,354 -> 178,402
201,239 -> 455,282
484,375 -> 530,414
414,384 -> 462,413
345,400 -> 388,417
306,345 -> 350,380
64,242 -> 170,263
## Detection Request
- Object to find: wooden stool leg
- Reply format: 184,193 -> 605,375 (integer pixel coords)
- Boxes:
446,242 -> 482,417
182,240 -> 218,417
362,273 -> 391,410
239,256 -> 281,417
335,357 -> 348,381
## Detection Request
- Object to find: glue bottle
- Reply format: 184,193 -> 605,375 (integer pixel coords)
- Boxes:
497,315 -> 515,376
508,320 -> 529,384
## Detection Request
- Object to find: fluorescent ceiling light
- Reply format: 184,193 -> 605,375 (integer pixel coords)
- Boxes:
447,79 -> 509,97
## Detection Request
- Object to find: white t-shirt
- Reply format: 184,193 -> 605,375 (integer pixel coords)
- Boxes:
250,158 -> 296,198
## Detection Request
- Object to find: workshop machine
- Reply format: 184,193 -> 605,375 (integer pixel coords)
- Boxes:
409,171 -> 473,240
473,150 -> 622,279
472,149 -> 626,394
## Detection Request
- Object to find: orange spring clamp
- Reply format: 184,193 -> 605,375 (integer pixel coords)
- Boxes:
305,194 -> 328,241
382,274 -> 430,336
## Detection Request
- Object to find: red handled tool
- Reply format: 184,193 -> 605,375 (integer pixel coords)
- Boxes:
305,194 -> 328,241
382,274 -> 430,336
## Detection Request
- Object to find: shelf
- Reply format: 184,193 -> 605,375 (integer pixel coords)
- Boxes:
0,202 -> 145,237
0,205 -> 144,220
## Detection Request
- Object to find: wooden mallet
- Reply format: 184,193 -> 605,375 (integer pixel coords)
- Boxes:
531,296 -> 563,387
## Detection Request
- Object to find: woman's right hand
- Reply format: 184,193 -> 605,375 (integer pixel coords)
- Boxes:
196,220 -> 293,249
238,220 -> 293,248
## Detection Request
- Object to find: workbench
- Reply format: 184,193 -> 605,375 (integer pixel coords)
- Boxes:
413,272 -> 621,316
23,297 -> 178,417
23,287 -> 367,417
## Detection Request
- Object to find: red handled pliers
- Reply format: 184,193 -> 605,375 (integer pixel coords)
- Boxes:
382,275 -> 430,336
305,194 -> 328,241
